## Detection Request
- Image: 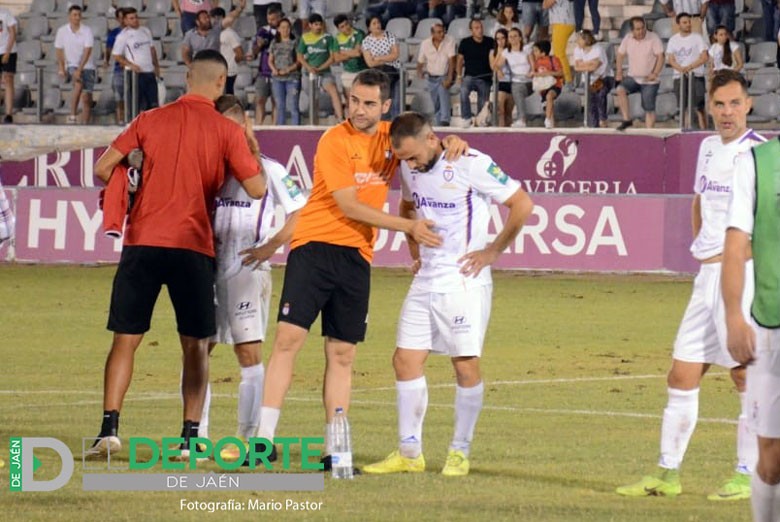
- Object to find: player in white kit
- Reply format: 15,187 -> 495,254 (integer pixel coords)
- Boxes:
363,112 -> 533,477
617,70 -> 764,500
200,95 -> 306,461
723,120 -> 780,522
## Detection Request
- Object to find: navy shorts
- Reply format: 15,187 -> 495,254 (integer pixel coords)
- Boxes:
618,76 -> 659,112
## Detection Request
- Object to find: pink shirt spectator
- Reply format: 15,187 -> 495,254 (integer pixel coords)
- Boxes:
618,30 -> 664,84
180,0 -> 213,14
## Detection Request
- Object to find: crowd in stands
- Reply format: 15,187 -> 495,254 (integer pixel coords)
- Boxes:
0,0 -> 779,128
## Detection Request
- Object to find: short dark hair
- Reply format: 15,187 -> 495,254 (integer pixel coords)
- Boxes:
390,112 -> 431,149
209,7 -> 226,17
578,29 -> 596,46
367,15 -> 384,30
308,13 -> 324,24
68,5 -> 82,13
215,94 -> 244,114
353,68 -> 391,102
533,40 -> 551,55
469,18 -> 482,30
193,49 -> 228,69
709,69 -> 748,98
196,9 -> 209,17
333,14 -> 350,27
629,16 -> 645,29
122,7 -> 137,15
675,11 -> 691,24
267,4 -> 283,17
115,7 -> 126,18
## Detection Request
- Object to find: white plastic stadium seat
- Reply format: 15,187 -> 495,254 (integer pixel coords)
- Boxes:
386,18 -> 412,40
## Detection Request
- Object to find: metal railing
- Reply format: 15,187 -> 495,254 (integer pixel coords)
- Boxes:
124,68 -> 140,123
678,70 -> 695,131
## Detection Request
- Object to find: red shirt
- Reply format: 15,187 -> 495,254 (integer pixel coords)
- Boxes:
111,94 -> 260,257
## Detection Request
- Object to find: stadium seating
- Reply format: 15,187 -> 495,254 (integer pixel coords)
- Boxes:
747,93 -> 780,123
407,17 -> 442,45
386,17 -> 412,40
747,68 -> 780,95
744,42 -> 777,70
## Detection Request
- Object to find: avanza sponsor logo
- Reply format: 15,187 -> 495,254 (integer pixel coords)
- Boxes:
412,193 -> 456,209
698,176 -> 730,194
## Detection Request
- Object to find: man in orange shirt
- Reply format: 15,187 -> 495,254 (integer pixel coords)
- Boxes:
89,50 -> 266,459
254,69 -> 466,469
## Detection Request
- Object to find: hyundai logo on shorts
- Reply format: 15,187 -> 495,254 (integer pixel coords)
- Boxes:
236,302 -> 252,311
453,316 -> 465,325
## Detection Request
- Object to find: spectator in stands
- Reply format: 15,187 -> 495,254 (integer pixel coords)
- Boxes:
708,25 -> 742,76
705,0 -> 735,37
298,13 -> 344,122
574,0 -> 601,38
543,0 -> 575,85
660,0 -> 707,35
0,6 -> 18,124
615,16 -> 664,130
762,0 -> 780,43
172,0 -> 214,35
362,15 -> 402,119
268,18 -> 300,125
573,29 -> 611,128
332,14 -> 367,104
105,8 -> 127,124
504,27 -> 533,128
112,8 -> 161,113
366,0 -> 417,25
298,0 -> 326,30
496,4 -> 521,34
530,39 -> 562,128
521,0 -> 549,44
423,0 -> 467,27
55,5 -> 96,124
666,12 -> 708,129
211,8 -> 244,95
253,0 -> 281,31
181,2 -> 244,67
490,29 -> 514,127
456,18 -> 494,128
417,21 -> 456,126
252,5 -> 281,125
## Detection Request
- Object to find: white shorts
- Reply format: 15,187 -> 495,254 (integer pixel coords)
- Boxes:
747,326 -> 780,438
396,285 -> 492,357
211,267 -> 272,345
672,261 -> 754,368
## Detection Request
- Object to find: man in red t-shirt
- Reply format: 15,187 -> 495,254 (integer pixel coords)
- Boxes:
88,50 -> 266,459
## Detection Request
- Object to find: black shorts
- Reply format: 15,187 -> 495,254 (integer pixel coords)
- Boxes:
107,246 -> 216,338
498,81 -> 511,94
277,241 -> 370,344
0,53 -> 17,74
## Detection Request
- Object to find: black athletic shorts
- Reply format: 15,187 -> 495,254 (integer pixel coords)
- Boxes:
107,246 -> 216,338
0,53 -> 17,74
277,241 -> 370,344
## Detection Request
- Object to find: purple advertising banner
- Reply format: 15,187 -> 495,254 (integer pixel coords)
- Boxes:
0,129 -> 727,195
4,187 -> 699,273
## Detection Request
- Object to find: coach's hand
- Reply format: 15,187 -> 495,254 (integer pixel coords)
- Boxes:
458,247 -> 499,278
409,219 -> 442,248
441,135 -> 469,161
726,316 -> 756,365
240,243 -> 275,270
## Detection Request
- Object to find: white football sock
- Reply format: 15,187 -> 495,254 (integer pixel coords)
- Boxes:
450,381 -> 484,457
658,387 -> 699,470
256,406 -> 280,441
751,473 -> 780,522
237,364 -> 265,440
737,391 -> 757,474
396,376 -> 428,458
199,383 -> 211,439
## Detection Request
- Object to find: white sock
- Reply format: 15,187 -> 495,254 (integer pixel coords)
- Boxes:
751,473 -> 780,522
736,391 -> 757,474
450,382 -> 484,457
256,406 -> 280,440
396,377 -> 428,458
658,387 -> 699,470
237,364 -> 265,440
199,383 -> 211,439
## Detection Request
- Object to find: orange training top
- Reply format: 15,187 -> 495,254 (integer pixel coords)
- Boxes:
290,119 -> 399,262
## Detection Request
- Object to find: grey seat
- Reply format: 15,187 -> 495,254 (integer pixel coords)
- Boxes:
448,18 -> 471,41
652,18 -> 673,41
386,18 -> 412,40
745,42 -> 777,70
326,0 -> 354,15
20,16 -> 50,41
146,17 -> 168,39
17,40 -> 44,63
748,68 -> 780,95
748,93 -> 780,123
553,92 -> 582,121
408,17 -> 442,45
84,17 -> 107,40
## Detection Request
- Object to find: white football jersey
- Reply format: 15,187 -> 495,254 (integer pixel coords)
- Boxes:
691,130 -> 765,260
213,156 -> 306,278
400,148 -> 520,292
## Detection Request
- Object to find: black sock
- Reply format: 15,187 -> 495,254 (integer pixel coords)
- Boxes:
99,410 -> 119,438
181,420 -> 200,443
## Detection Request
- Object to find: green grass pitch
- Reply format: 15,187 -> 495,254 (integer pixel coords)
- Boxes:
0,265 -> 752,521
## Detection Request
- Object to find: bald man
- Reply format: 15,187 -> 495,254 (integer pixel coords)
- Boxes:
89,49 -> 266,460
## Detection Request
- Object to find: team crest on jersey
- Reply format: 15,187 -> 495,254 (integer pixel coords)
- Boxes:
443,166 -> 454,182
487,163 -> 508,185
282,175 -> 302,198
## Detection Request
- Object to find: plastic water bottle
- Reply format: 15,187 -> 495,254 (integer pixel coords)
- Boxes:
330,407 -> 353,479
